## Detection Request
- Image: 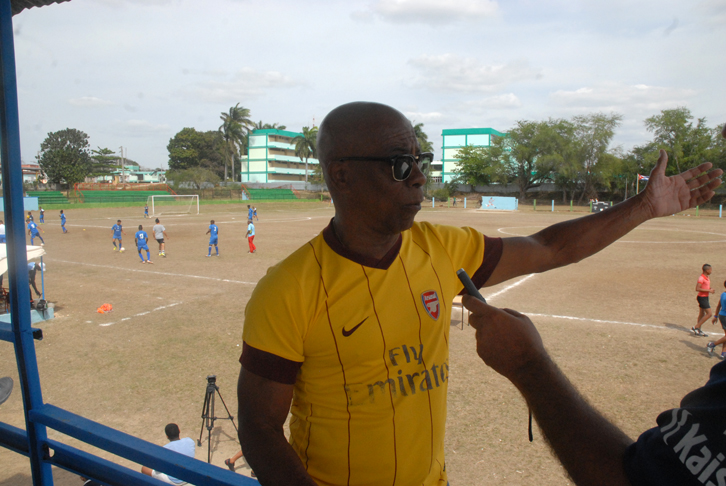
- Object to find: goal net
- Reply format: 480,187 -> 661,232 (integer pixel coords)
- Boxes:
148,195 -> 199,216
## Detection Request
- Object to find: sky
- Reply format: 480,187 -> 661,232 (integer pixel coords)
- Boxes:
10,0 -> 726,169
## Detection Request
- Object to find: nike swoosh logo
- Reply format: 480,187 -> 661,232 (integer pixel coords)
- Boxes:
342,317 -> 368,337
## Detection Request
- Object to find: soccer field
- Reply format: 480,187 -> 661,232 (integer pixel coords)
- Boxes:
1,201 -> 723,485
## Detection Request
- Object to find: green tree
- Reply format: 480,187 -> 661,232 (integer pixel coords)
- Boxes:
167,128 -> 225,177
165,167 -> 221,191
645,107 -> 698,174
452,144 -> 507,188
37,128 -> 92,188
90,147 -> 119,178
251,121 -> 287,131
294,126 -> 318,184
571,113 -> 623,202
498,120 -> 559,201
412,122 -> 434,153
219,103 -> 253,182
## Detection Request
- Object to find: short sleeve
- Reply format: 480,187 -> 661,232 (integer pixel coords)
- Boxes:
241,263 -> 308,384
417,223 -> 502,289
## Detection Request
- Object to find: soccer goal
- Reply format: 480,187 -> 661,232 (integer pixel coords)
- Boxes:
148,195 -> 199,216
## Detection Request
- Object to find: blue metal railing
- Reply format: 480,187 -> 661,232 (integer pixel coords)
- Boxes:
0,2 -> 256,484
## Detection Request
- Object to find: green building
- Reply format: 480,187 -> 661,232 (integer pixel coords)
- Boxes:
440,128 -> 506,183
242,128 -> 319,184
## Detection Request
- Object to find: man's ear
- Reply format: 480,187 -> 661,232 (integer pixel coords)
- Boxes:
326,161 -> 350,193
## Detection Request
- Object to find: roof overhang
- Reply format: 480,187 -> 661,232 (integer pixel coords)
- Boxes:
11,0 -> 70,16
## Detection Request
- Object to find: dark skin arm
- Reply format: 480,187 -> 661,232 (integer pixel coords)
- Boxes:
463,296 -> 633,486
237,366 -> 317,486
486,151 -> 721,286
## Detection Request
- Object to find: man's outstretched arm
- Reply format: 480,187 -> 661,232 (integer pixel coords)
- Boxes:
485,150 -> 722,286
237,366 -> 317,486
462,296 -> 634,486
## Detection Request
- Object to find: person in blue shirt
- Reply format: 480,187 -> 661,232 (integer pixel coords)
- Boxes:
39,208 -> 44,224
205,220 -> 219,257
27,211 -> 34,223
253,207 -> 258,221
135,225 -> 153,264
247,205 -> 253,221
140,423 -> 195,484
708,279 -> 726,358
27,220 -> 44,246
144,204 -> 149,219
60,210 -> 67,233
111,220 -> 126,252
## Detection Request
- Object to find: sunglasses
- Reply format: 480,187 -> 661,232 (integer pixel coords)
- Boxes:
338,152 -> 433,181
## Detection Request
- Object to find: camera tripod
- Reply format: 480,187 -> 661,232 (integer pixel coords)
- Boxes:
197,375 -> 237,463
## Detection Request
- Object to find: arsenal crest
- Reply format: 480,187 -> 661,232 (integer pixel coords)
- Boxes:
421,290 -> 440,320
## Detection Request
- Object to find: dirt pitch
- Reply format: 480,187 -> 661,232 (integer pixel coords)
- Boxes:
1,201 -> 725,485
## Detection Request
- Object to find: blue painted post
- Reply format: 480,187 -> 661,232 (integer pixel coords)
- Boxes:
432,197 -> 435,208
0,1 -> 53,484
720,205 -> 722,218
551,200 -> 554,212
464,197 -> 467,209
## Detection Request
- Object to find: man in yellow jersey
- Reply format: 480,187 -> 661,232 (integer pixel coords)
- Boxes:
237,102 -> 721,486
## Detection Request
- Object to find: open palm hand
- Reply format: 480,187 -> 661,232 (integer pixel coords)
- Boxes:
643,150 -> 722,218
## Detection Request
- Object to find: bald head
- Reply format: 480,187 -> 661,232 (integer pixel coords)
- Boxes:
317,102 -> 414,170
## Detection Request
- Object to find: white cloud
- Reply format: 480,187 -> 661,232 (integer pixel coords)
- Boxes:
408,55 -> 541,93
68,96 -> 114,107
365,0 -> 498,25
697,0 -> 726,24
405,111 -> 446,123
463,93 -> 523,110
115,119 -> 170,137
549,83 -> 697,112
183,68 -> 302,104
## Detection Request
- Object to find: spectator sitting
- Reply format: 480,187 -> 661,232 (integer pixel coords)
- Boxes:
141,423 -> 195,485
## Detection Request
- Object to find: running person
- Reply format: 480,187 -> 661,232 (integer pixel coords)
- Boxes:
60,210 -> 67,233
135,225 -> 153,264
39,208 -> 44,223
111,220 -> 126,252
693,263 -> 715,336
206,220 -> 219,257
153,218 -> 168,257
253,207 -> 258,221
709,280 -> 726,359
247,205 -> 253,221
27,220 -> 44,246
144,204 -> 149,219
246,219 -> 256,253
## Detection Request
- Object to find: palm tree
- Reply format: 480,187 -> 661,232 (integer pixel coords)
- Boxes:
252,121 -> 287,131
219,104 -> 253,182
412,122 -> 434,153
293,126 -> 318,184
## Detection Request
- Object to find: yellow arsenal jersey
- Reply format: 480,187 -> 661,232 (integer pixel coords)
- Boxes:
241,220 -> 501,486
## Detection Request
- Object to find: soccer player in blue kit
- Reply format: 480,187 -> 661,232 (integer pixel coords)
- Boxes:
39,208 -> 45,223
206,220 -> 219,257
144,204 -> 149,219
27,220 -> 44,246
247,205 -> 253,221
111,220 -> 126,252
135,225 -> 153,264
59,210 -> 67,233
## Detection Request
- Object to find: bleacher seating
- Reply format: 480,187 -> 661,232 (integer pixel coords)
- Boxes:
80,190 -> 169,204
245,188 -> 297,200
26,191 -> 69,205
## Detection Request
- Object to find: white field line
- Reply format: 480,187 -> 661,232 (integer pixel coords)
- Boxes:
49,259 -> 258,285
99,302 -> 182,327
496,226 -> 726,244
484,274 -> 536,301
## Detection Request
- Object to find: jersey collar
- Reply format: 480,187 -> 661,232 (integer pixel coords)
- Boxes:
322,218 -> 402,270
